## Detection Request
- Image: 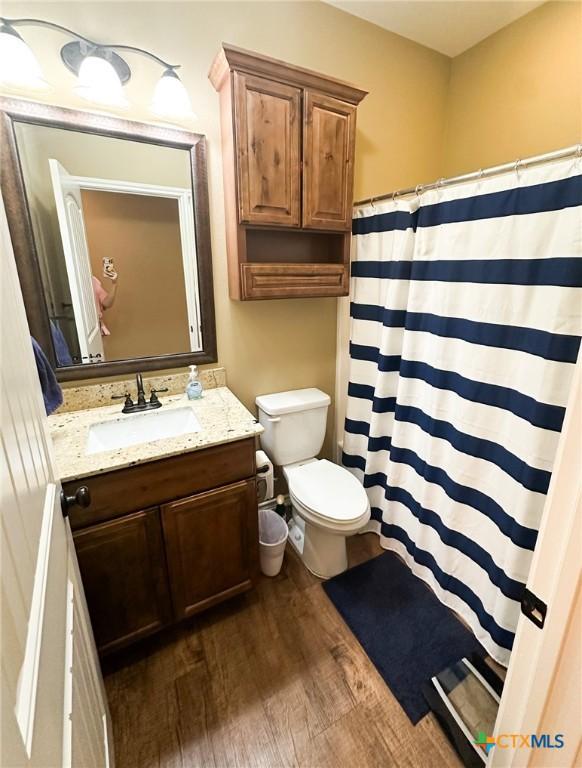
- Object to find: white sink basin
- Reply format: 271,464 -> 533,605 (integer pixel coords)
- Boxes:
86,407 -> 202,455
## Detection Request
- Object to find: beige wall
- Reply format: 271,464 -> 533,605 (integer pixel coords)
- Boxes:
7,1 -> 580,456
6,1 -> 450,455
443,1 -> 582,176
83,191 -> 191,361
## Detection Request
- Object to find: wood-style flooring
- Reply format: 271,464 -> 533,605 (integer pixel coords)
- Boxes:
103,534 -> 462,768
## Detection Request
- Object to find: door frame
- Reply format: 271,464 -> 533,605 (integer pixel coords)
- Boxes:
68,174 -> 203,354
489,358 -> 581,767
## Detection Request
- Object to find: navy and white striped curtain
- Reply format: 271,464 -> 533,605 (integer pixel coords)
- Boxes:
343,155 -> 582,665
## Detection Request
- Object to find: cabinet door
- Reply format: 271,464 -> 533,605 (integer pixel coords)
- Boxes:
233,71 -> 301,226
303,91 -> 356,231
73,508 -> 171,654
162,479 -> 258,620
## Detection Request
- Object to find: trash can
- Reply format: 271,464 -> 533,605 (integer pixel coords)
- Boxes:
258,507 -> 288,576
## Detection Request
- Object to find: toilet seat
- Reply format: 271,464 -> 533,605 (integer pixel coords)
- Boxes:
285,459 -> 370,527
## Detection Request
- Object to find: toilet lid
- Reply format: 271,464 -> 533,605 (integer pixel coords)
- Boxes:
287,460 -> 369,523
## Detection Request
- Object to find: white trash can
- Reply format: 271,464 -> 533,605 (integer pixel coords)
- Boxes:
259,508 -> 288,576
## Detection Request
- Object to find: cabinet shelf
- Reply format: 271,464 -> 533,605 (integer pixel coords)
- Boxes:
246,227 -> 348,264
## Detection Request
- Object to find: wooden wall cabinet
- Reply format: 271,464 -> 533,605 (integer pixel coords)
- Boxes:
67,438 -> 258,655
303,92 -> 356,231
209,44 -> 367,300
234,72 -> 301,227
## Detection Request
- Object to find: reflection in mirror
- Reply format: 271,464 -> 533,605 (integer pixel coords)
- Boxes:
15,122 -> 200,367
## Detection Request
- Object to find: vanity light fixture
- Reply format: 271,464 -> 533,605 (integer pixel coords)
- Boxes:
0,16 -> 195,120
151,68 -> 193,120
74,51 -> 129,108
0,21 -> 49,91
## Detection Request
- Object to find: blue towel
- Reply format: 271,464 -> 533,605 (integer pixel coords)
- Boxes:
31,337 -> 63,415
50,320 -> 73,366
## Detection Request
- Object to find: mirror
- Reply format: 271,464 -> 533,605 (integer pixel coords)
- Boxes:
1,99 -> 216,380
16,124 -> 197,366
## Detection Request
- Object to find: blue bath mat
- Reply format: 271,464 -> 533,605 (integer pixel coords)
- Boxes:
323,551 -> 485,724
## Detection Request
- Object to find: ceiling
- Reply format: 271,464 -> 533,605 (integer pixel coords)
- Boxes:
323,1 -> 545,57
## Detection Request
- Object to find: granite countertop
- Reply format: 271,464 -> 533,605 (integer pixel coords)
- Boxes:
49,386 -> 263,482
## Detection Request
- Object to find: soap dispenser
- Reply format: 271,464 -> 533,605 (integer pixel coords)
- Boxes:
186,365 -> 203,400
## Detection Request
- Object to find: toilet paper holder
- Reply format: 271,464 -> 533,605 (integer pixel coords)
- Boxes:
256,449 -> 274,503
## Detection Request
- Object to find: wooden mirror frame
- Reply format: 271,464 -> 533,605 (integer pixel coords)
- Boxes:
0,97 -> 217,381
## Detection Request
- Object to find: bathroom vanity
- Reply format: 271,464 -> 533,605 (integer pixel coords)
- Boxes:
51,385 -> 262,656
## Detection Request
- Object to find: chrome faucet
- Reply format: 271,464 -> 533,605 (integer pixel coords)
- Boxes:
112,372 -> 168,414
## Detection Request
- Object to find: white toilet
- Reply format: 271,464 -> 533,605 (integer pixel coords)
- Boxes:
256,388 -> 370,579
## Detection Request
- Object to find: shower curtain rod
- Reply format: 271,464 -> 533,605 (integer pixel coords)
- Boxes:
353,143 -> 582,207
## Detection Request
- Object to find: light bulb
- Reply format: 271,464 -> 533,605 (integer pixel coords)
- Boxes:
74,53 -> 128,108
150,69 -> 195,120
0,24 -> 49,92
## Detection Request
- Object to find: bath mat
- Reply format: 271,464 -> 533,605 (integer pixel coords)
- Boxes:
323,551 -> 485,724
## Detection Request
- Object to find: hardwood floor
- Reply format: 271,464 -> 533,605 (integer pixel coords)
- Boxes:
103,534 -> 462,768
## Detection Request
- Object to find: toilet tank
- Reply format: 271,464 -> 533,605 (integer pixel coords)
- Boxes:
256,388 -> 331,467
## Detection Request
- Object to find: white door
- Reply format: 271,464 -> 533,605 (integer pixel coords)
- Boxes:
49,159 -> 104,364
0,193 -> 112,768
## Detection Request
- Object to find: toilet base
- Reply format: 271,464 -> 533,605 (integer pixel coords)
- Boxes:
288,508 -> 348,580
287,516 -> 305,555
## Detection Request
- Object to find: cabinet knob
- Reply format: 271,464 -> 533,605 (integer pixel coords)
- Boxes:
60,486 -> 91,518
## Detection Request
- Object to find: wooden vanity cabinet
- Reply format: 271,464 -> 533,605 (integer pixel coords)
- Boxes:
162,479 -> 258,620
66,438 -> 258,655
73,508 -> 171,655
209,44 -> 367,300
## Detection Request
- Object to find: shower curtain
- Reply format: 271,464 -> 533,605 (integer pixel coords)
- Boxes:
342,155 -> 582,665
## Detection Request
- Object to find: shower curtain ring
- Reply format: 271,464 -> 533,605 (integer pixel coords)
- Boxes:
415,184 -> 423,198
514,158 -> 522,176
478,168 -> 484,180
576,144 -> 582,159
370,196 -> 376,210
